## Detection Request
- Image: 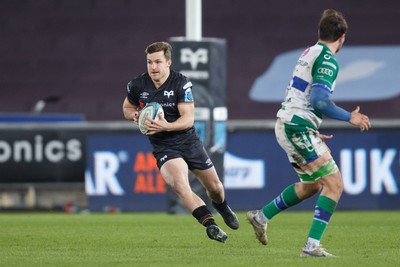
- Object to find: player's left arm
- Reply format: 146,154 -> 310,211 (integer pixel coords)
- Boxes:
145,102 -> 194,134
311,86 -> 371,131
310,85 -> 351,121
169,102 -> 195,130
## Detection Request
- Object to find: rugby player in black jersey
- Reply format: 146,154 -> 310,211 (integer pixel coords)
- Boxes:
122,41 -> 239,243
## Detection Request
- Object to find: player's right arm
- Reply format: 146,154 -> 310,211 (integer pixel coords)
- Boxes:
122,97 -> 139,124
145,102 -> 194,135
123,80 -> 141,124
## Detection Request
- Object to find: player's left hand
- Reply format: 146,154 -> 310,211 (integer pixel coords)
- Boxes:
350,106 -> 371,132
319,133 -> 333,154
144,112 -> 169,135
319,133 -> 333,142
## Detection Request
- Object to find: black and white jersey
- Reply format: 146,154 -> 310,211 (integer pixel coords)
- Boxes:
126,69 -> 196,145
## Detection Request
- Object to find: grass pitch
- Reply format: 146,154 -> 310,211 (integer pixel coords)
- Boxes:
0,211 -> 399,267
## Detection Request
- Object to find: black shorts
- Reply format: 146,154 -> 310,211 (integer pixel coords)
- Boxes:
152,136 -> 214,171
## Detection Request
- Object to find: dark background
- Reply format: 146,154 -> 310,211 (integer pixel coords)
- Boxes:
1,0 -> 399,120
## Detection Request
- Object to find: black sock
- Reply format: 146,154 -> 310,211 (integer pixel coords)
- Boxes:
212,199 -> 228,212
192,205 -> 216,227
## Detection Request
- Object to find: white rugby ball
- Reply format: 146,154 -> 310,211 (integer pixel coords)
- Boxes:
138,102 -> 164,134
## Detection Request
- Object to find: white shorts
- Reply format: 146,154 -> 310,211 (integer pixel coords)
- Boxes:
275,119 -> 338,183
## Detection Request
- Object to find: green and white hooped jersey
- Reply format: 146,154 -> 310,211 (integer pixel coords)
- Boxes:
277,42 -> 339,129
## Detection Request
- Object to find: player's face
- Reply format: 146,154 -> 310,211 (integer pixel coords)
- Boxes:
147,51 -> 171,84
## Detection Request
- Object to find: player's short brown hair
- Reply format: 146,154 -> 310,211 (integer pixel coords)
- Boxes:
318,9 -> 348,42
145,41 -> 172,61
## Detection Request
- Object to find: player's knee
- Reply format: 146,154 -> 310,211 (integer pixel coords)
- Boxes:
169,179 -> 191,195
320,173 -> 344,198
330,173 -> 343,193
298,182 -> 321,199
309,183 -> 322,195
336,178 -> 344,195
207,180 -> 224,196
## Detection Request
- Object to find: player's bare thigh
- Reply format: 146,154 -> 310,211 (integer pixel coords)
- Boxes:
160,158 -> 190,189
160,158 -> 208,211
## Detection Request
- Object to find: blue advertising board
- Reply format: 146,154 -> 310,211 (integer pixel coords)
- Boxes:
85,135 -> 167,212
224,130 -> 400,211
86,130 -> 400,212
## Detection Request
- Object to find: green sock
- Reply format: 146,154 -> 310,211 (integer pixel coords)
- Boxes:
308,195 -> 337,241
262,184 -> 302,220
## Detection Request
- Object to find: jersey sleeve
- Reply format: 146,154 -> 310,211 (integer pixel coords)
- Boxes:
311,50 -> 339,93
177,77 -> 194,103
126,79 -> 140,106
311,84 -> 351,121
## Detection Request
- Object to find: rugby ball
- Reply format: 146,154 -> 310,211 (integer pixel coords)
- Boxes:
138,102 -> 164,134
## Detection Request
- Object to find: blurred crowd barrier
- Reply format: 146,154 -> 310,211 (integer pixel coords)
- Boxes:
1,119 -> 399,212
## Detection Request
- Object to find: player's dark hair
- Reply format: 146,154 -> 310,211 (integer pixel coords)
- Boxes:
145,41 -> 172,61
318,9 -> 348,42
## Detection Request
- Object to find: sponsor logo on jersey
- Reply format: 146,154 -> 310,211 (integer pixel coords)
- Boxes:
161,103 -> 176,107
164,91 -> 174,98
323,53 -> 334,60
184,88 -> 193,102
183,81 -> 192,89
296,59 -> 308,67
300,48 -> 310,58
140,92 -> 150,99
322,61 -> 337,69
317,67 -> 334,76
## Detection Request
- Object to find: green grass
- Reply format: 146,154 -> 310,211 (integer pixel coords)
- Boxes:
0,211 -> 399,267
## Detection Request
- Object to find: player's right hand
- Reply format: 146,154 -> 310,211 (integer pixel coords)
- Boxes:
132,111 -> 139,125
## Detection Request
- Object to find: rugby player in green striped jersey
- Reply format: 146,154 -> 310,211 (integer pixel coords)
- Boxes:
246,9 -> 371,257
